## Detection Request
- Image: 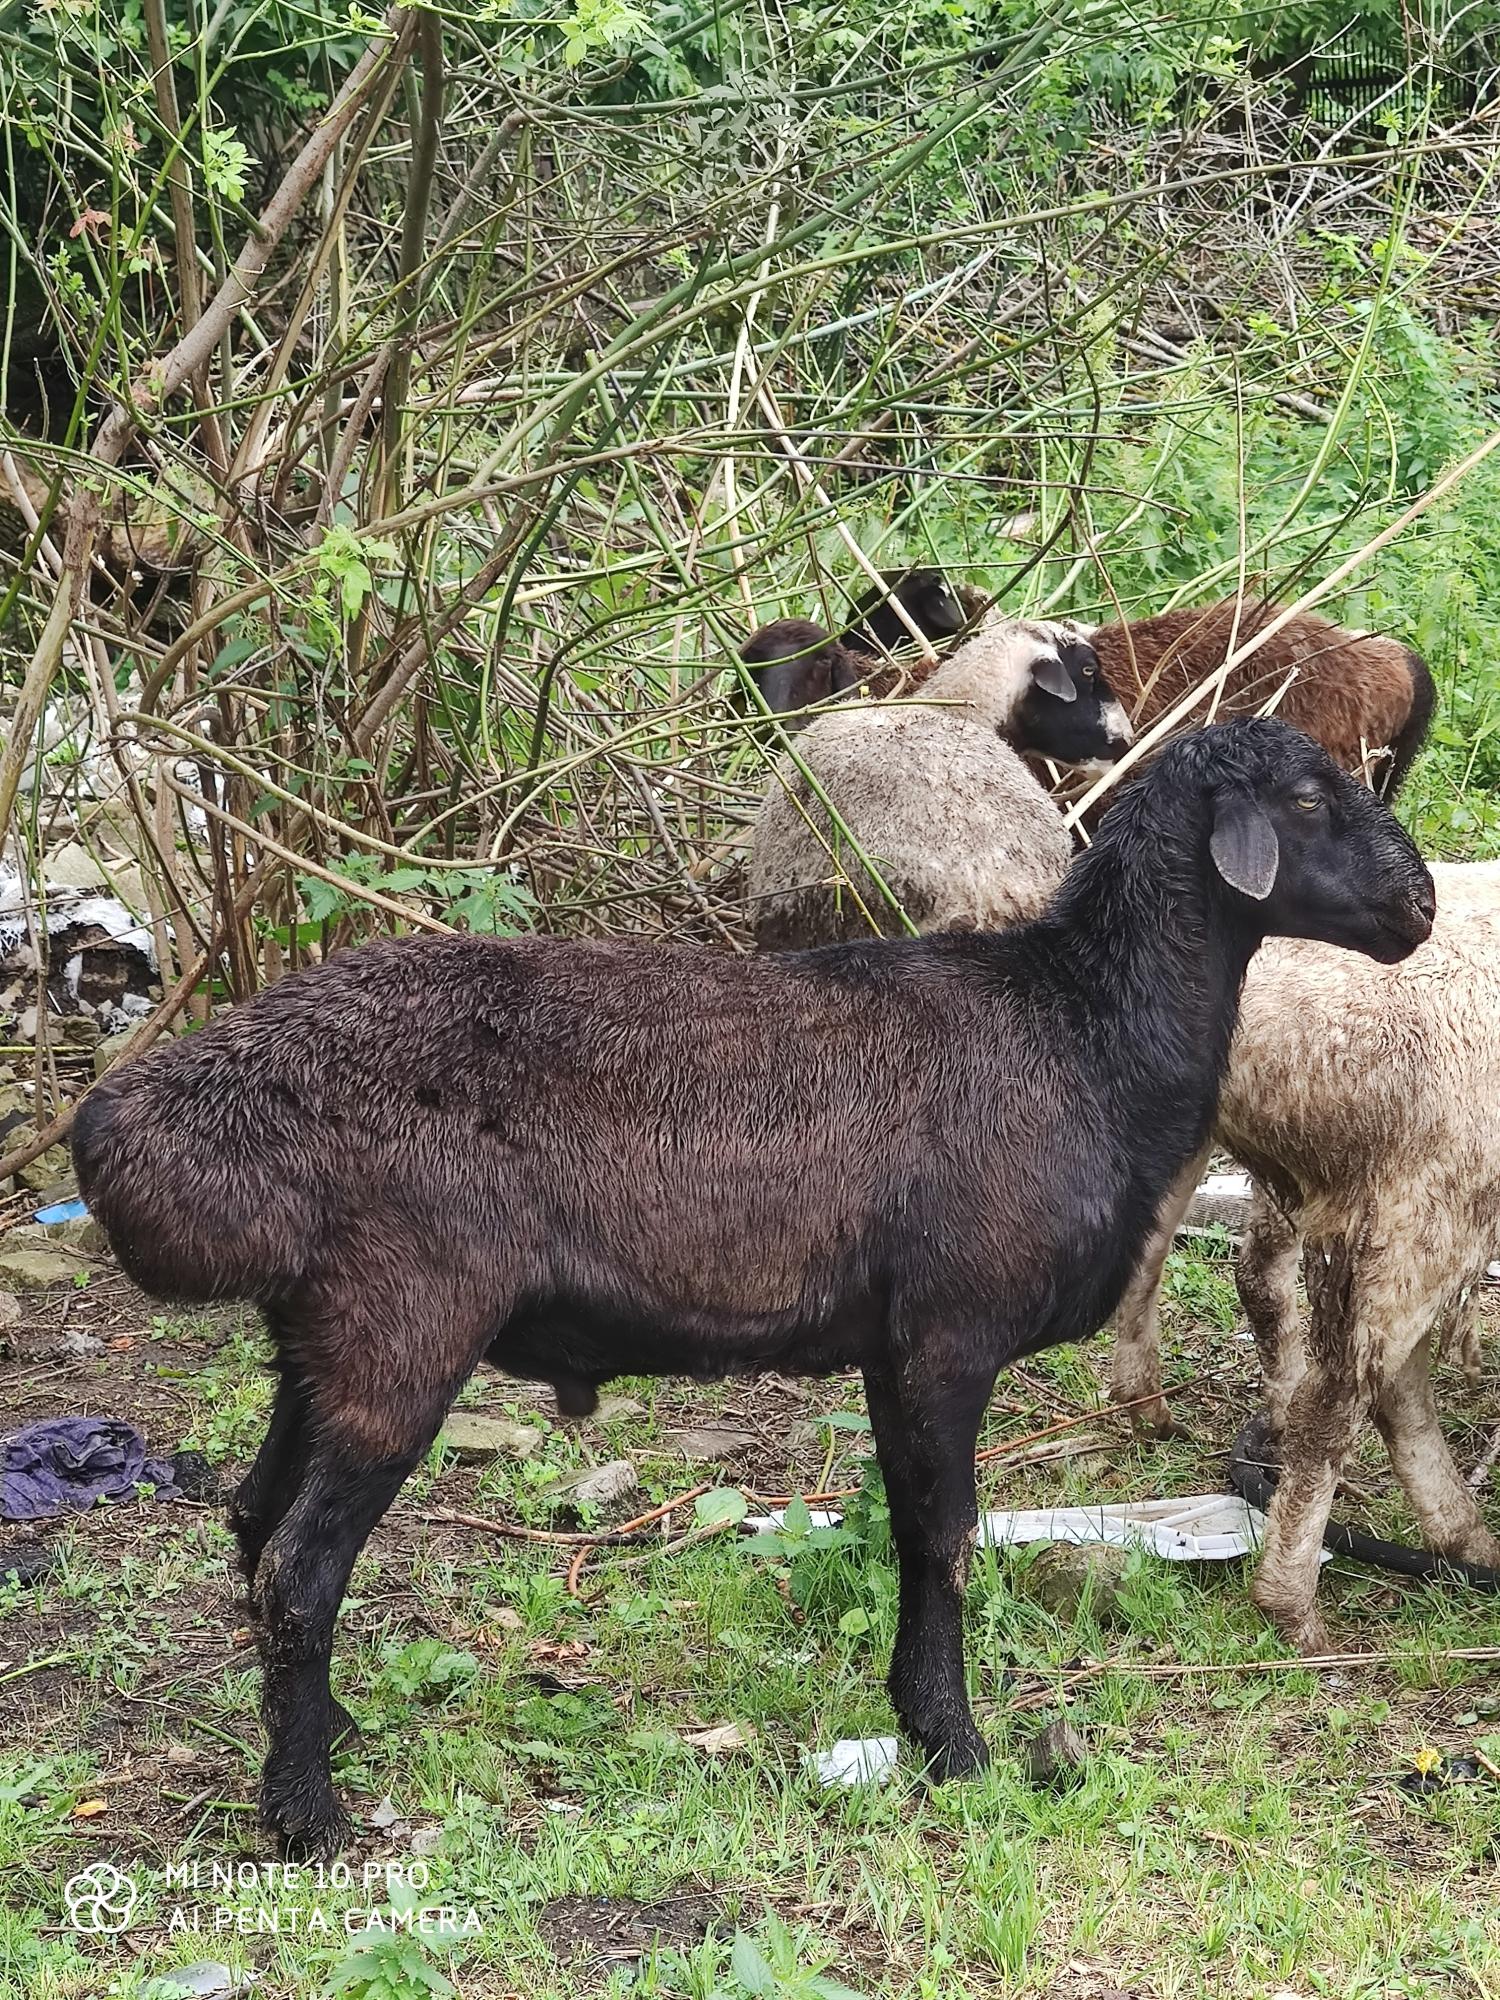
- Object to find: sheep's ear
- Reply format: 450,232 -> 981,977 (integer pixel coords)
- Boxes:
1210,795 -> 1279,900
1031,652 -> 1077,702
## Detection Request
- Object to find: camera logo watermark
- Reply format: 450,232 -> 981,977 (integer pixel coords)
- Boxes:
64,1862 -> 140,1935
62,1859 -> 483,1940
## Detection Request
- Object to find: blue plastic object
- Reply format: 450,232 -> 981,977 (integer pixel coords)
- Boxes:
32,1197 -> 89,1226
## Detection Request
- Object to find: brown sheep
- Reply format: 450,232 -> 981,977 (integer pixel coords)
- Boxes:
1091,600 -> 1436,797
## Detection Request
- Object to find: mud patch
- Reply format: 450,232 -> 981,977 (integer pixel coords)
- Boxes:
537,1888 -> 750,1970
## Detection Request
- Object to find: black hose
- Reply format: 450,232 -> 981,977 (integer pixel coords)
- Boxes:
1229,1411 -> 1500,1590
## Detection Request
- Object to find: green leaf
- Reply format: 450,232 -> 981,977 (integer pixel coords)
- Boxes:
837,1607 -> 870,1637
299,874 -> 347,922
695,1488 -> 748,1527
782,1494 -> 813,1535
729,1934 -> 778,1997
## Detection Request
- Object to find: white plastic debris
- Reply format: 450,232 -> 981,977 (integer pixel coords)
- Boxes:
980,1493 -> 1316,1563
741,1507 -> 844,1535
0,863 -> 156,963
807,1736 -> 900,1788
1199,1171 -> 1252,1202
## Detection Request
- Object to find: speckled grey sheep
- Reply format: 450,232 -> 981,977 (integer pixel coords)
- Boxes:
747,619 -> 1129,949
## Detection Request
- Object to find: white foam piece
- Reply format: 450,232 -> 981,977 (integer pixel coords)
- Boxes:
807,1737 -> 900,1788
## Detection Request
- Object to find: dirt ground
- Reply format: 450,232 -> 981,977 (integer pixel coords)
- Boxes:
3,1244 -> 1499,2000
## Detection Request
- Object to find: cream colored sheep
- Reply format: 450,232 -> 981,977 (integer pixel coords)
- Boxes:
1110,861 -> 1500,1652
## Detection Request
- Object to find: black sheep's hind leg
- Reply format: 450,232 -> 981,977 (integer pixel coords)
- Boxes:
229,1349 -> 311,1597
256,1438 -> 430,1858
254,1289 -> 491,1859
863,1351 -> 997,1781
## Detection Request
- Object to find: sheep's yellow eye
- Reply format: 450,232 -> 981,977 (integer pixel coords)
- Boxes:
1294,793 -> 1323,812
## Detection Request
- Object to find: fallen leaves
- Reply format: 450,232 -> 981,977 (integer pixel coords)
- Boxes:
682,1722 -> 753,1756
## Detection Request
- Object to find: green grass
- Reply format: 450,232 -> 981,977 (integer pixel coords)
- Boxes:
2,1275 -> 1499,2000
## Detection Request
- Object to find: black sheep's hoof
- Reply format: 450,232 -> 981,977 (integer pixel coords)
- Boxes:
920,1731 -> 991,1783
263,1782 -> 355,1859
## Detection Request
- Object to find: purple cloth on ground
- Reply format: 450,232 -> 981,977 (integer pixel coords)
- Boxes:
1,1417 -> 180,1521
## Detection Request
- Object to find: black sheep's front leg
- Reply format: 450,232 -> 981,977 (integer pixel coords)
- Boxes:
863,1354 -> 996,1779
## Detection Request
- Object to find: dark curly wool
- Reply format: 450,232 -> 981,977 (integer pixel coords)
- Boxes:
74,719 -> 1433,1857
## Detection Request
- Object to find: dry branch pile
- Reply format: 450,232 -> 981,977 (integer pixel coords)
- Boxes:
1,5 -> 1497,1187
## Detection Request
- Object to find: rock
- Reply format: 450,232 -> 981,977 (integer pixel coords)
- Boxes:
1023,1715 -> 1089,1788
50,1329 -> 104,1361
592,1395 -> 647,1423
0,1540 -> 56,1585
39,844 -> 107,893
11,1216 -> 104,1255
167,1450 -> 219,1502
0,1292 -> 20,1330
0,1244 -> 95,1291
55,1014 -> 100,1050
94,1027 -> 139,1078
667,1426 -> 757,1463
1017,1542 -> 1131,1624
14,1137 -> 74,1194
1183,1169 -> 1253,1235
47,1216 -> 108,1254
140,1964 -> 247,2000
545,1459 -> 639,1513
439,1411 -> 544,1461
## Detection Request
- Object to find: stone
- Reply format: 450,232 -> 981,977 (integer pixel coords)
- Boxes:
55,1014 -> 100,1050
8,1217 -> 103,1255
41,843 -> 107,893
14,1137 -> 74,1194
0,1244 -> 95,1290
439,1411 -> 544,1462
1023,1715 -> 1089,1788
45,1216 -> 107,1254
592,1395 -> 647,1423
0,1540 -> 55,1585
1016,1542 -> 1131,1624
0,1292 -> 20,1330
94,1027 -> 139,1078
49,1329 -> 103,1361
667,1426 -> 757,1463
545,1459 -> 639,1513
140,1964 -> 247,2000
1183,1169 -> 1253,1235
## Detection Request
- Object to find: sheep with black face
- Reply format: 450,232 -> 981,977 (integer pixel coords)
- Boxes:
73,720 -> 1431,1857
736,569 -> 974,725
747,618 -> 1131,949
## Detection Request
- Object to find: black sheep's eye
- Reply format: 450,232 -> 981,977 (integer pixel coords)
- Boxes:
1293,792 -> 1324,813
1082,662 -> 1096,679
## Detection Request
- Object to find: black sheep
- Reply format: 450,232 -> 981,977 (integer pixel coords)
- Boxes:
73,719 -> 1434,1856
737,568 -> 971,722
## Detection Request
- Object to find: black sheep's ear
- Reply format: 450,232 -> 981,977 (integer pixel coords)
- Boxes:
1031,652 -> 1077,702
1210,794 -> 1280,900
